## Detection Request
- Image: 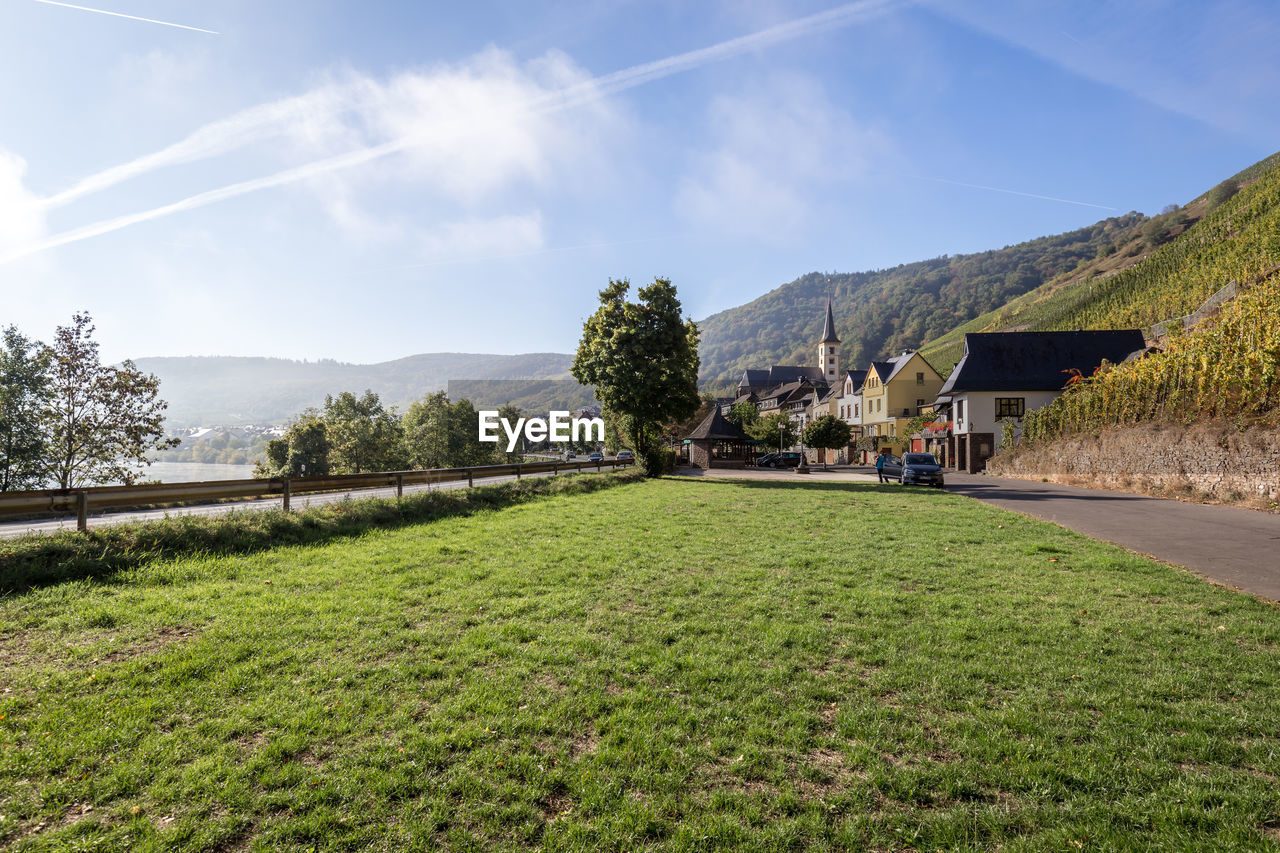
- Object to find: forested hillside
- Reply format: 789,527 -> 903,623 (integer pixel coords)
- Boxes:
920,150 -> 1280,369
696,214 -> 1145,391
136,353 -> 574,427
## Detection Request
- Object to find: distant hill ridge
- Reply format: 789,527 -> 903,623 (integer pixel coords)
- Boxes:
137,352 -> 574,427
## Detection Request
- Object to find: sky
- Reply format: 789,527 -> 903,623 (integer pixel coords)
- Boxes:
1,0 -> 1277,364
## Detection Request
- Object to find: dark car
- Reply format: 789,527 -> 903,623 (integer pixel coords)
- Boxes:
897,452 -> 944,488
761,451 -> 804,468
754,452 -> 779,467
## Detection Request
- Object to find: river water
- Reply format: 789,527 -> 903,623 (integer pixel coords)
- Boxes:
134,462 -> 258,483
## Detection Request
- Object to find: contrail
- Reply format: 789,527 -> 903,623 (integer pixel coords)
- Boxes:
7,0 -> 903,265
30,0 -> 219,34
915,176 -> 1120,211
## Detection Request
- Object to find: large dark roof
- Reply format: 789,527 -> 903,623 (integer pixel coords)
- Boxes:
820,298 -> 841,344
939,330 -> 1147,394
686,407 -> 748,441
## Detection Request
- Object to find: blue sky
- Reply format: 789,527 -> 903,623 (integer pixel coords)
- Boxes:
2,0 -> 1276,363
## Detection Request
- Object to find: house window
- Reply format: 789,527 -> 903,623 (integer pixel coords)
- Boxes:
956,400 -> 965,423
916,372 -> 924,385
876,398 -> 882,412
996,397 -> 1026,418
854,403 -> 859,417
916,398 -> 925,414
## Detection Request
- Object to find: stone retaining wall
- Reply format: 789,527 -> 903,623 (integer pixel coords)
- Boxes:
986,421 -> 1280,505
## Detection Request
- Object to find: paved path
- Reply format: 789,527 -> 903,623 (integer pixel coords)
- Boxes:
0,468 -> 573,539
679,465 -> 1280,601
942,473 -> 1280,601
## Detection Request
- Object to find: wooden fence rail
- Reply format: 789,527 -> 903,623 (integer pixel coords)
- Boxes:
0,458 -> 632,531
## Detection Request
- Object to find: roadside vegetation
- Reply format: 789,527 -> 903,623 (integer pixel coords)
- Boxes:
0,469 -> 643,594
3,477 -> 1279,851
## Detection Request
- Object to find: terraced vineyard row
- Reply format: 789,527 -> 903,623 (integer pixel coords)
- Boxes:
1019,275 -> 1280,444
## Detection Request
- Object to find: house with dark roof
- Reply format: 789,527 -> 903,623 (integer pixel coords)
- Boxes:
934,329 -> 1145,472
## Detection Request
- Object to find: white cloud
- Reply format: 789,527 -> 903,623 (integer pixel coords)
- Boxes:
415,212 -> 545,259
0,149 -> 46,256
675,75 -> 892,241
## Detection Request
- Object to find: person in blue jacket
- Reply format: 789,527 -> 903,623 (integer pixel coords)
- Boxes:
875,447 -> 890,483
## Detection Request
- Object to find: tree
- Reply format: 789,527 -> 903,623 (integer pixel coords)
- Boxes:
802,415 -> 851,468
0,326 -> 52,491
726,400 -> 759,429
324,390 -> 405,474
255,410 -> 329,478
44,313 -> 176,488
748,412 -> 798,452
572,278 -> 700,475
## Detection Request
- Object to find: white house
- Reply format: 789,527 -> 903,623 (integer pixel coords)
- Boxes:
934,330 -> 1146,472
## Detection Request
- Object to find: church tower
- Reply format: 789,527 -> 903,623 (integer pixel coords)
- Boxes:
818,298 -> 840,383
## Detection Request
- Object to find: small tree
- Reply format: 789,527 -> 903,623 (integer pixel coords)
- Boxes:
256,410 -> 329,478
572,277 -> 700,476
748,412 -> 798,452
44,313 -> 176,488
0,326 -> 52,490
726,400 -> 759,429
802,415 -> 851,468
324,390 -> 405,474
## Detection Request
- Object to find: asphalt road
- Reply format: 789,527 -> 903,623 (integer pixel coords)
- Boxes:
943,472 -> 1280,601
0,467 -> 578,539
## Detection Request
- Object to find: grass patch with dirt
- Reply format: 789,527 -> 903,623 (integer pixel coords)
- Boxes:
2,476 -> 1278,850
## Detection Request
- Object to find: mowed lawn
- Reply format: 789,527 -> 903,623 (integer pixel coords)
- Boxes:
2,477 -> 1279,851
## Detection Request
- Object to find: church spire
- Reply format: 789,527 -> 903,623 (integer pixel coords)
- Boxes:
820,297 -> 840,344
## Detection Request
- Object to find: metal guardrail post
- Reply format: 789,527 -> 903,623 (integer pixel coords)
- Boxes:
282,479 -> 291,513
76,491 -> 88,532
516,464 -> 522,481
467,469 -> 473,488
396,474 -> 404,498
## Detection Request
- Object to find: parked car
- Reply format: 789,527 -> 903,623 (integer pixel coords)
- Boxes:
754,452 -> 779,467
587,451 -> 604,462
761,451 -> 804,468
564,450 -> 576,460
897,452 -> 945,488
616,449 -> 634,462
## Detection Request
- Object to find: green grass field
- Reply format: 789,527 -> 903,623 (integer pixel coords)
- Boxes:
3,476 -> 1279,851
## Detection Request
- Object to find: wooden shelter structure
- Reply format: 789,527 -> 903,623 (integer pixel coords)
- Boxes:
685,408 -> 751,469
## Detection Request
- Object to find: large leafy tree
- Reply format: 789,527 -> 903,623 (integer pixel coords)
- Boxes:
324,390 -> 405,474
0,325 -> 52,491
45,313 -> 176,489
572,278 -> 700,474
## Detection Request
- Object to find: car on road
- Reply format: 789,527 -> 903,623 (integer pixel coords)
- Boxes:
896,452 -> 945,487
564,450 -> 576,460
760,451 -> 804,468
754,452 -> 779,467
616,449 -> 634,462
587,452 -> 604,462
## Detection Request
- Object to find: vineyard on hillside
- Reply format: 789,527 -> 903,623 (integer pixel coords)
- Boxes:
1035,157 -> 1280,332
1018,275 -> 1280,445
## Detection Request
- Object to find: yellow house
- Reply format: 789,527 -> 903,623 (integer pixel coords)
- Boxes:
859,351 -> 944,454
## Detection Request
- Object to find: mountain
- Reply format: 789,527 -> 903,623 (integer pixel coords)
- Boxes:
919,150 -> 1280,370
695,213 -> 1147,392
137,353 -> 575,427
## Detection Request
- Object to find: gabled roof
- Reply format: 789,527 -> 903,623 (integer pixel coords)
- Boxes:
739,369 -> 770,387
820,298 -> 841,344
938,330 -> 1147,394
686,407 -> 748,441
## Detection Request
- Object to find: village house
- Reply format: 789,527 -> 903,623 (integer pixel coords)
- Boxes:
858,351 -> 944,456
932,329 -> 1146,472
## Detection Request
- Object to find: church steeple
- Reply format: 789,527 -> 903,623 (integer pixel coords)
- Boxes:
818,298 -> 840,382
820,297 -> 841,344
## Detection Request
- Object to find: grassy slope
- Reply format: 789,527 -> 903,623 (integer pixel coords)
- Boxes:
921,150 -> 1280,372
3,478 -> 1280,851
